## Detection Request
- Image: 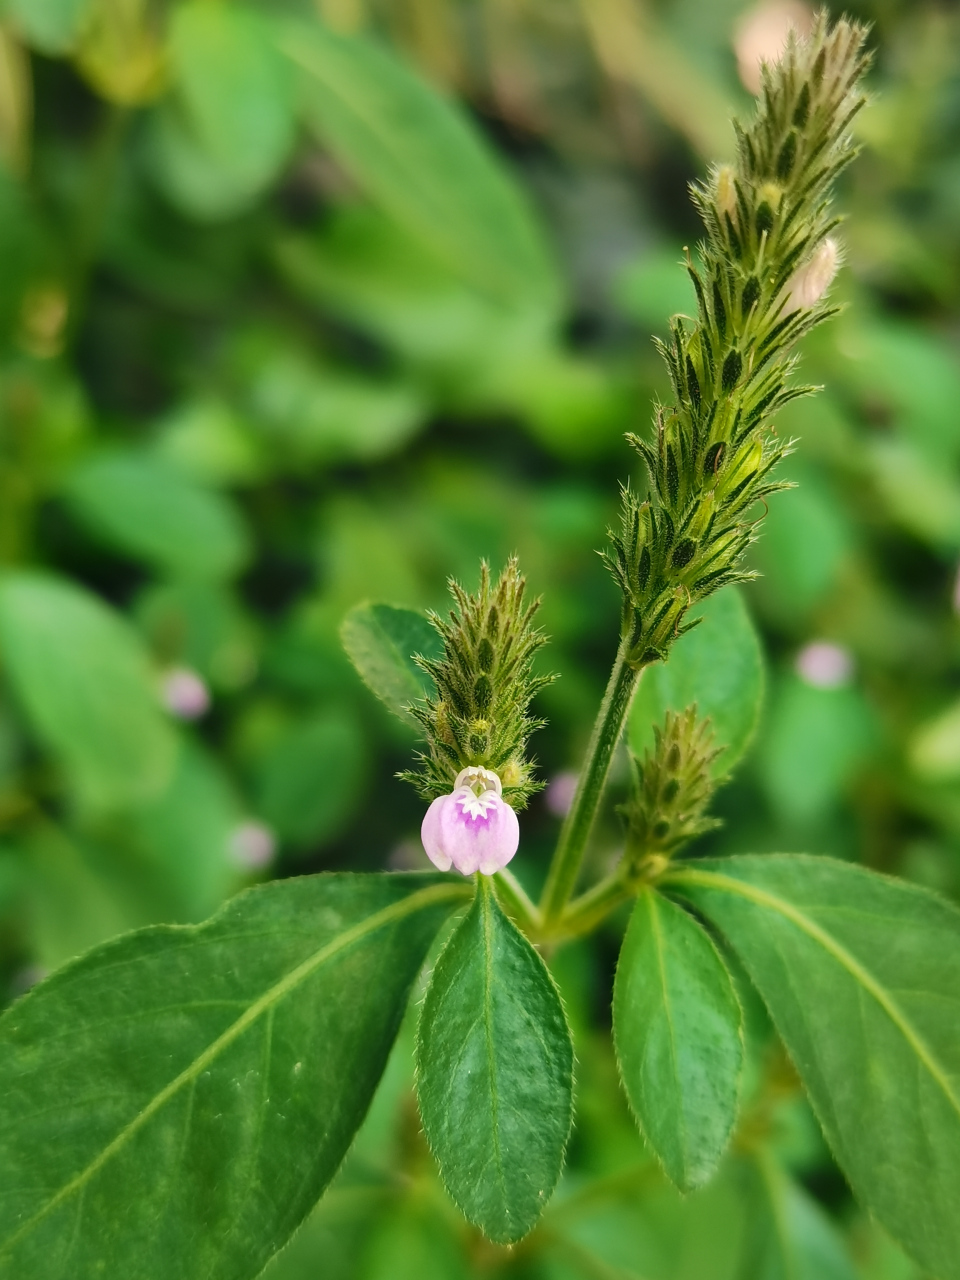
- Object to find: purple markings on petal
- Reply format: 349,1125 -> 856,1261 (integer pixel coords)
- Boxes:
420,773 -> 519,877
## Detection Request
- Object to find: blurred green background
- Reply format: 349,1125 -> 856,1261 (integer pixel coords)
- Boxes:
0,0 -> 957,1275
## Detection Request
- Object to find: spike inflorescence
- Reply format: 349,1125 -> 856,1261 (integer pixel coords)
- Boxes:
605,16 -> 870,668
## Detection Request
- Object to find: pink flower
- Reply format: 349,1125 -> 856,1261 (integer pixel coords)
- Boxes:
421,766 -> 520,877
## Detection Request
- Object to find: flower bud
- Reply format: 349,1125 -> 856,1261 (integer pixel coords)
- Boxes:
421,766 -> 519,877
783,237 -> 839,311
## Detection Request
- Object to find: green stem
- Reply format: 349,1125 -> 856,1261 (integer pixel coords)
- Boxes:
493,866 -> 541,935
550,873 -> 633,941
539,634 -> 642,925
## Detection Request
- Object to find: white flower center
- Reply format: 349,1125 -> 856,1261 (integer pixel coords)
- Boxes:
454,766 -> 503,798
456,788 -> 500,820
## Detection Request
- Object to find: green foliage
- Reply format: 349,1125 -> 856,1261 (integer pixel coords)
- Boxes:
672,855 -> 960,1280
283,20 -> 560,311
341,602 -> 442,726
613,890 -> 742,1191
416,879 -> 573,1243
151,3 -> 295,219
0,874 -> 466,1279
252,708 -> 366,850
62,449 -> 252,581
0,572 -> 177,808
0,4 -> 955,1279
629,585 -> 764,775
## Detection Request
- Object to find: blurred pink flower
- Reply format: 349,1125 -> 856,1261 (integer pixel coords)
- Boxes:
161,667 -> 211,720
228,821 -> 276,871
795,641 -> 854,689
734,0 -> 814,94
545,770 -> 579,818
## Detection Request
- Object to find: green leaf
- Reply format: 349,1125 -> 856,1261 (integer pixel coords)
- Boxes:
738,1156 -> 858,1280
0,572 -> 177,808
0,872 -> 467,1279
416,878 -> 573,1243
629,587 -> 764,775
4,0 -> 91,54
758,675 -> 874,826
244,349 -> 428,466
341,602 -> 441,724
169,3 -> 295,194
62,450 -> 252,581
669,854 -> 960,1280
281,21 -> 560,311
124,737 -> 242,919
613,889 -> 742,1191
253,709 -> 367,850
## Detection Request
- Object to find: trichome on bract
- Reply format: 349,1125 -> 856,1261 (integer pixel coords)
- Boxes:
606,15 -> 870,668
400,558 -> 554,810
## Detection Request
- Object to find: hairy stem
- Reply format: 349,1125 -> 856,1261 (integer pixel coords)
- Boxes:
539,635 -> 641,924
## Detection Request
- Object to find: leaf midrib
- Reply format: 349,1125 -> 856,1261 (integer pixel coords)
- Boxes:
646,891 -> 686,1165
666,867 -> 960,1124
0,880 -> 467,1257
480,881 -> 507,1216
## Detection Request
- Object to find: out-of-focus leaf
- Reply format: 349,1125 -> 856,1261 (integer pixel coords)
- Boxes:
136,581 -> 259,692
835,317 -> 960,465
360,1196 -> 470,1280
0,873 -> 466,1279
416,880 -> 573,1243
629,587 -> 764,777
909,697 -> 960,781
0,572 -> 176,808
244,349 -> 428,466
613,889 -> 742,1192
868,438 -> 960,553
672,854 -> 960,1280
613,245 -> 696,334
542,1158 -> 747,1280
273,209 -> 518,376
152,398 -> 265,487
17,824 -> 162,970
750,466 -> 853,623
340,602 -> 440,725
758,674 -> 874,825
62,450 -> 252,581
260,1185 -> 387,1280
738,1156 -> 859,1280
4,0 -> 91,54
253,708 -> 366,849
0,27 -> 31,174
145,102 -> 265,221
160,2 -> 294,208
124,738 -> 242,919
74,0 -> 165,106
487,345 -> 631,459
282,21 -> 560,311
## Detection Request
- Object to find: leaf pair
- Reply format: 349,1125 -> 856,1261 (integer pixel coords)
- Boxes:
0,873 -> 467,1279
614,855 -> 960,1280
